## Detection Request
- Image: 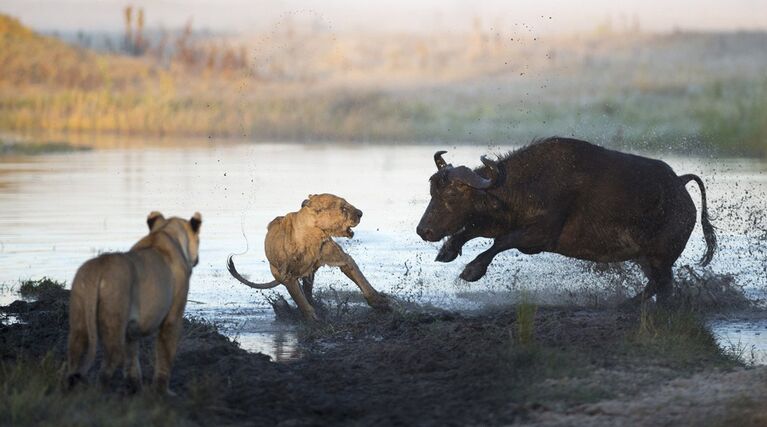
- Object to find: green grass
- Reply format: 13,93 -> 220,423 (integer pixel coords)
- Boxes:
0,354 -> 194,427
633,305 -> 739,369
17,278 -> 66,299
696,78 -> 767,157
515,298 -> 538,347
0,140 -> 90,156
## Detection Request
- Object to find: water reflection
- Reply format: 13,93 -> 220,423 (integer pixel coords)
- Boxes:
235,329 -> 301,362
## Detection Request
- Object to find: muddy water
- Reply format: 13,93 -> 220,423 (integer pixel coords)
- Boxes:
0,139 -> 764,361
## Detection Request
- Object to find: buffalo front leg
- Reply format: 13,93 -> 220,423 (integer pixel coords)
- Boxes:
436,225 -> 487,263
460,227 -> 558,282
321,241 -> 390,311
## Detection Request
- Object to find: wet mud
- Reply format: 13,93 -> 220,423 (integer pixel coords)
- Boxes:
2,285 -> 767,426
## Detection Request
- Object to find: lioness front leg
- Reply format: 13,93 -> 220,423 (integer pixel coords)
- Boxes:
321,241 -> 389,311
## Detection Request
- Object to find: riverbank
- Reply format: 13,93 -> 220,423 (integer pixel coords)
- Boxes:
1,281 -> 765,426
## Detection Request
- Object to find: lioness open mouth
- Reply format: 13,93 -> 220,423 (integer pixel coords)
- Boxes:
346,227 -> 355,238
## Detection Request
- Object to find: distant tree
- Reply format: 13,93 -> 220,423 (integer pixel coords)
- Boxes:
124,6 -> 133,53
134,8 -> 145,55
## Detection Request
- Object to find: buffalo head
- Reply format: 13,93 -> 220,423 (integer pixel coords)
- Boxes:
416,151 -> 500,241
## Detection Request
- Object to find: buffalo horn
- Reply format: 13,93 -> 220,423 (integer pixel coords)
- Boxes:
450,166 -> 493,189
480,155 -> 500,182
434,150 -> 448,170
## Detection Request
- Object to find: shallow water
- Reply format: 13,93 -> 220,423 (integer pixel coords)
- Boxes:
710,319 -> 767,365
0,139 -> 764,361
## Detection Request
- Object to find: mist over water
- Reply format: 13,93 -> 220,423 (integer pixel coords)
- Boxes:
0,140 -> 764,359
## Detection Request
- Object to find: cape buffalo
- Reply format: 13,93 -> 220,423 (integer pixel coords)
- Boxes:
416,137 -> 717,303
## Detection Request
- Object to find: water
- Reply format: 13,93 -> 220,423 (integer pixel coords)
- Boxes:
0,139 -> 764,361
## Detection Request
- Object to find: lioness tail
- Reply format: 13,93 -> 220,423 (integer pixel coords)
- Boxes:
226,255 -> 281,289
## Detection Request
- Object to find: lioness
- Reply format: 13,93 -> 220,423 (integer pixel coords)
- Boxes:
227,193 -> 388,321
66,211 -> 202,393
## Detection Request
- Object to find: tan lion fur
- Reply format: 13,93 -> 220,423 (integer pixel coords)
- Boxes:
65,211 -> 202,393
228,194 -> 388,321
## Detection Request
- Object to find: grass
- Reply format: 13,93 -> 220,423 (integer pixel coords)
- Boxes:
696,78 -> 767,157
17,278 -> 66,299
0,354 -> 195,427
633,304 -> 740,369
1,14 -> 766,156
515,296 -> 537,347
0,139 -> 90,156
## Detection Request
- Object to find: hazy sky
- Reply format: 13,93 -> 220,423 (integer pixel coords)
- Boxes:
2,0 -> 766,34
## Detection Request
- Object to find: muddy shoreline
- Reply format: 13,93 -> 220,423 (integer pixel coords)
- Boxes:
1,287 -> 766,426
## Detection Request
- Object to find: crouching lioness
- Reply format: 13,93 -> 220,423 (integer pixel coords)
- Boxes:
66,211 -> 202,393
227,193 -> 388,321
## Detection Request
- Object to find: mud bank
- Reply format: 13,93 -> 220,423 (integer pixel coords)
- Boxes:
1,288 -> 766,426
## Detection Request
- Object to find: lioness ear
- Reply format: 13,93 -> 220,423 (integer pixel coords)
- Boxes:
301,199 -> 310,208
147,211 -> 165,230
190,212 -> 202,233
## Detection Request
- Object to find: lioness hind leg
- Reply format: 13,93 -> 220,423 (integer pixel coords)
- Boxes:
301,273 -> 315,304
99,330 -> 126,389
65,330 -> 90,389
124,335 -> 142,393
154,320 -> 182,395
285,279 -> 319,322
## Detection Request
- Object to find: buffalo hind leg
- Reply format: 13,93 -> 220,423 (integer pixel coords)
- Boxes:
631,259 -> 674,305
649,262 -> 674,305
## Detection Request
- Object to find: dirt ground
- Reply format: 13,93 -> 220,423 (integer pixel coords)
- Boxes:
1,287 -> 766,426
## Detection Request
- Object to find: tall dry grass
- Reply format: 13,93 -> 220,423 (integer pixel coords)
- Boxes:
1,13 -> 766,156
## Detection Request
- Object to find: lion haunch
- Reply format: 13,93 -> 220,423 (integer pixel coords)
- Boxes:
227,193 -> 388,321
66,211 -> 202,394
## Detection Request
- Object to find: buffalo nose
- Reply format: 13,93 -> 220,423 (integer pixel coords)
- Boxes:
416,226 -> 433,240
355,209 -> 363,218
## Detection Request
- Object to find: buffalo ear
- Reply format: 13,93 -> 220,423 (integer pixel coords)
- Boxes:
147,211 -> 165,230
190,212 -> 202,233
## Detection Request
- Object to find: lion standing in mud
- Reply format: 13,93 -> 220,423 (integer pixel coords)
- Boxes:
66,211 -> 202,393
227,193 -> 388,321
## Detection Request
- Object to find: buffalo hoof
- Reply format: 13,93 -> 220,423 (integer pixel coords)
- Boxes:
459,261 -> 488,282
435,244 -> 461,263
